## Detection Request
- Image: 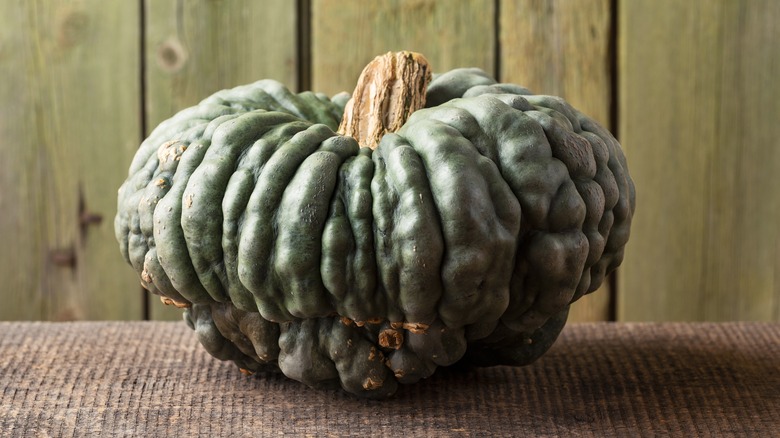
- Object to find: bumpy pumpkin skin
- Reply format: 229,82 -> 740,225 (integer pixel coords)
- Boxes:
116,69 -> 635,398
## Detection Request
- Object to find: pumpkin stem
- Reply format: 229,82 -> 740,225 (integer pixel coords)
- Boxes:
337,51 -> 432,149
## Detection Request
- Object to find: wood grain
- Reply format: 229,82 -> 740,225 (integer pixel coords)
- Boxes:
500,0 -> 614,322
310,0 -> 495,96
144,0 -> 298,128
4,1 -> 776,323
618,0 -> 780,321
0,1 -> 143,320
3,322 -> 779,435
144,0 -> 298,320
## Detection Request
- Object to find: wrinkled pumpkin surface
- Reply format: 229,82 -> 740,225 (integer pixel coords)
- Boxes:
116,66 -> 635,398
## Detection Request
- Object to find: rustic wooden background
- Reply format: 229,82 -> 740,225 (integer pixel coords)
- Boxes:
1,0 -> 777,322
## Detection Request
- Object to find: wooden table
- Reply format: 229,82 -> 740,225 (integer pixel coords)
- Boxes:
1,321 -> 777,437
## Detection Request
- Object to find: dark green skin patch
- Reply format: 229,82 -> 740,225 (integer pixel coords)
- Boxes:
116,72 -> 635,398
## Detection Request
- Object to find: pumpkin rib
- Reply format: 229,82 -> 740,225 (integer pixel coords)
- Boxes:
398,95 -> 549,337
323,149 -> 384,321
137,165 -> 187,302
320,184 -> 355,309
182,113 -> 298,303
237,124 -> 336,321
372,133 -> 445,326
125,117 -> 233,304
395,118 -> 515,330
222,123 -> 305,312
153,137 -> 213,304
119,156 -> 160,283
394,101 -> 529,334
273,145 -> 353,318
152,114 -> 247,304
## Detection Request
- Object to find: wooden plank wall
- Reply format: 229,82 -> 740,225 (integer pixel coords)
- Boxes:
618,0 -> 780,321
0,1 -> 142,320
1,0 -> 777,323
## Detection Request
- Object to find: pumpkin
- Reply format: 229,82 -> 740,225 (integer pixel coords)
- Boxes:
116,52 -> 635,398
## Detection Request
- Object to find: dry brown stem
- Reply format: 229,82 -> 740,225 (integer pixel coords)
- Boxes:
337,51 -> 432,149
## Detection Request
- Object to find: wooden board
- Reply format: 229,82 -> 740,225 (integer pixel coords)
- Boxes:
0,1 -> 143,320
144,0 -> 299,128
144,0 -> 298,320
310,0 -> 495,96
618,0 -> 780,321
500,0 -> 613,322
4,1 -> 776,323
3,322 -> 779,436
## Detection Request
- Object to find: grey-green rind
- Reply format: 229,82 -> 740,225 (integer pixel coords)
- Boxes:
116,70 -> 635,398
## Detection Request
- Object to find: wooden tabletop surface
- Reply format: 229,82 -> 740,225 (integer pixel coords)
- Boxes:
1,321 -> 778,437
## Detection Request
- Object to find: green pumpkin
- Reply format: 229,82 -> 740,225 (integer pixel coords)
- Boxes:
116,65 -> 635,398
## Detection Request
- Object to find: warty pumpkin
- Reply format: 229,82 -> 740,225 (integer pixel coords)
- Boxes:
116,52 -> 635,398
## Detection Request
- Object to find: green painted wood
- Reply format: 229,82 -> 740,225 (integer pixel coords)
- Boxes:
144,0 -> 298,320
0,1 -> 143,321
144,0 -> 298,130
618,0 -> 780,321
4,0 -> 775,323
500,0 -> 613,322
310,0 -> 495,96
